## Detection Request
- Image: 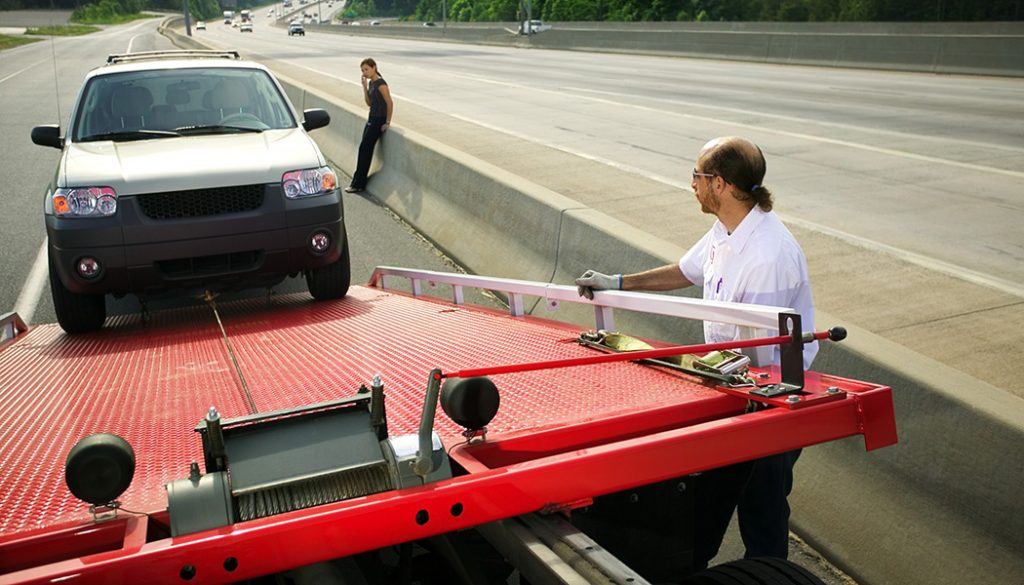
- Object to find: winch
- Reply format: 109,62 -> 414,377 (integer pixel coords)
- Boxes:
165,375 -> 453,536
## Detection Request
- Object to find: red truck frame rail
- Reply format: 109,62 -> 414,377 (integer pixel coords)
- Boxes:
0,267 -> 897,584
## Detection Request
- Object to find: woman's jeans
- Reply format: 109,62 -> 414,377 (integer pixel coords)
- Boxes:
350,116 -> 387,189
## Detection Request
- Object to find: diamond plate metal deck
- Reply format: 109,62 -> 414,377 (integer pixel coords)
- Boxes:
0,286 -> 725,541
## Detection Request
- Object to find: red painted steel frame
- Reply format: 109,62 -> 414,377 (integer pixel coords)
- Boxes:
0,287 -> 896,584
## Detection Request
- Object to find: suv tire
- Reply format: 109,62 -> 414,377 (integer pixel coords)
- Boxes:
305,237 -> 351,300
49,253 -> 106,334
682,557 -> 825,585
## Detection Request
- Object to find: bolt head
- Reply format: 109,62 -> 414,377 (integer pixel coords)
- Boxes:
785,395 -> 801,403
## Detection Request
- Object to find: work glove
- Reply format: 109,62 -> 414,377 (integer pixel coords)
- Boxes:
575,270 -> 621,300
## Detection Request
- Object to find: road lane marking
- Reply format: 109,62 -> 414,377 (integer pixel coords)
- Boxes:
0,60 -> 49,85
447,72 -> 1024,179
14,239 -> 49,326
570,85 -> 1024,156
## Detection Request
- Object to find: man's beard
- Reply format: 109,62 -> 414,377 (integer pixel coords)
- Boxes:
699,190 -> 719,215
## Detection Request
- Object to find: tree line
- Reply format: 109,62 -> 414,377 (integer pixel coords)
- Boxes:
407,0 -> 1022,22
3,0 -> 1019,22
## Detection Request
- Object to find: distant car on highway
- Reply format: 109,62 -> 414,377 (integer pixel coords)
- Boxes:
29,50 -> 345,333
422,21 -> 435,26
231,20 -> 239,28
369,20 -> 381,25
288,20 -> 305,35
522,19 -> 551,33
240,22 -> 253,32
195,21 -> 206,30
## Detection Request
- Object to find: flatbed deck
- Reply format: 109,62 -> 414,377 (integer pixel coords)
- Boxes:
0,270 -> 896,584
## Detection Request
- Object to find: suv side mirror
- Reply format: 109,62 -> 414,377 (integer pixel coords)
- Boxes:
32,125 -> 63,149
302,109 -> 330,132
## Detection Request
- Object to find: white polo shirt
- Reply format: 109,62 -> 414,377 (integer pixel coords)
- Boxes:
679,207 -> 818,369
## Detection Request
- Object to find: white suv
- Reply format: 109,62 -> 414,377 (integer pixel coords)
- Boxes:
31,50 -> 349,333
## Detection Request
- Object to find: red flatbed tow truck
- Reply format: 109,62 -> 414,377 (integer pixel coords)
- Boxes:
0,267 -> 897,585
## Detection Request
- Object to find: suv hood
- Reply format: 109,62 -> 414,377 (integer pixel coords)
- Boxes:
59,129 -> 324,194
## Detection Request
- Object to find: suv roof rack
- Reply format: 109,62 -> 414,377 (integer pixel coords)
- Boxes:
106,50 -> 240,64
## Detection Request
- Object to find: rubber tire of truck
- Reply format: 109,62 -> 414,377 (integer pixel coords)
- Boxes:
49,252 -> 106,334
682,557 -> 826,585
305,236 -> 351,300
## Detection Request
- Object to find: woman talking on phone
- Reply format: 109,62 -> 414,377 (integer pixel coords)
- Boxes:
345,58 -> 393,193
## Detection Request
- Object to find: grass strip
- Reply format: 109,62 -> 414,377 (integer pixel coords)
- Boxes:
26,24 -> 102,36
0,34 -> 43,49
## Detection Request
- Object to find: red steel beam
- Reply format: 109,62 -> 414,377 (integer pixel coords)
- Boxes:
3,383 -> 894,585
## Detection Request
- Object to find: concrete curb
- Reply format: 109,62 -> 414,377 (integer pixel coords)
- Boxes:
163,24 -> 1024,584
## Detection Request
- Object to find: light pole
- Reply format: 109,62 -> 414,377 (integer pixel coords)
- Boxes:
183,0 -> 192,35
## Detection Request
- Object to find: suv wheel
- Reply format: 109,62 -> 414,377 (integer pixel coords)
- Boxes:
305,237 -> 351,300
682,557 -> 826,585
49,253 -> 106,334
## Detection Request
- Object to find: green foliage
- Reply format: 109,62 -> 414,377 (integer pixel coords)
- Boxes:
188,0 -> 223,21
346,0 -> 378,17
546,0 -> 604,21
6,0 -> 1017,21
70,0 -> 146,23
836,0 -> 877,20
409,0 -> 1021,21
25,24 -> 103,33
0,33 -> 44,48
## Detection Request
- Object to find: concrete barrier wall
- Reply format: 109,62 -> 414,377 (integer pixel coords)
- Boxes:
308,20 -> 1024,77
162,22 -> 1024,584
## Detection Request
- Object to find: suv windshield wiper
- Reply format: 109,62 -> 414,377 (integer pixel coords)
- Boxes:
79,130 -> 180,142
176,124 -> 264,135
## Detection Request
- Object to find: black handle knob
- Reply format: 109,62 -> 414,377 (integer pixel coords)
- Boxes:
828,326 -> 847,342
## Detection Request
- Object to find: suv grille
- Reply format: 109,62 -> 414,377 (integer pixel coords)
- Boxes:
158,251 -> 263,278
137,185 -> 265,220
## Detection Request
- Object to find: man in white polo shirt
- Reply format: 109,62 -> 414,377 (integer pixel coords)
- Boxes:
575,136 -> 816,569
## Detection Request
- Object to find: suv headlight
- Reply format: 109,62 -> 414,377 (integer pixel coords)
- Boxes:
52,187 -> 117,217
282,166 -> 337,199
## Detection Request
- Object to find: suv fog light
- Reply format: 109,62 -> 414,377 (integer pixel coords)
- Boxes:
310,231 -> 331,254
77,257 -> 102,279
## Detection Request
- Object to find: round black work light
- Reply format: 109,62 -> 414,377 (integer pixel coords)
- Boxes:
440,376 -> 500,431
65,433 -> 135,506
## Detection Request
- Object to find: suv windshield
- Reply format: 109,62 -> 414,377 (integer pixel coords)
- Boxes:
72,67 -> 298,142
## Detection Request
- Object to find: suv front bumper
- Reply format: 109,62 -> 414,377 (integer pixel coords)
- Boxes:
47,185 -> 345,296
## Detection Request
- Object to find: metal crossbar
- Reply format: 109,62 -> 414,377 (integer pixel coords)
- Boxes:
368,266 -> 793,333
106,50 -> 240,65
